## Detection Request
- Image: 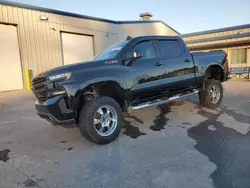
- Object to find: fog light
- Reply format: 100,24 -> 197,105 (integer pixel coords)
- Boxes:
51,90 -> 66,96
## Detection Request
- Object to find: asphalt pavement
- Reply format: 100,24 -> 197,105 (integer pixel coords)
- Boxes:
0,80 -> 250,188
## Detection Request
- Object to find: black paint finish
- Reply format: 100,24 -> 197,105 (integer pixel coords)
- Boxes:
0,149 -> 10,162
32,35 -> 228,124
188,106 -> 250,188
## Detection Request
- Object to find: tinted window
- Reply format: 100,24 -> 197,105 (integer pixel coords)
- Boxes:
157,40 -> 183,58
132,41 -> 156,59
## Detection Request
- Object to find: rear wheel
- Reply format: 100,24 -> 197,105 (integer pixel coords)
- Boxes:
78,97 -> 123,145
199,79 -> 223,108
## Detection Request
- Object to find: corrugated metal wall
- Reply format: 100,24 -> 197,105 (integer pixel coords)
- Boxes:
0,3 -> 178,90
182,28 -> 250,68
0,4 -> 120,77
118,22 -> 178,41
183,28 -> 250,42
182,27 -> 250,50
191,47 -> 250,68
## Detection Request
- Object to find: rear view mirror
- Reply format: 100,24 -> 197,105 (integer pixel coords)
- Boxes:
125,51 -> 142,65
132,51 -> 142,58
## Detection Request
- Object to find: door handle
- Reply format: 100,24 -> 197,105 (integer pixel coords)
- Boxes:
184,59 -> 190,62
154,62 -> 163,66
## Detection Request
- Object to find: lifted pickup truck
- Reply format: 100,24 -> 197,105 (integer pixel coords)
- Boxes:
32,36 -> 228,144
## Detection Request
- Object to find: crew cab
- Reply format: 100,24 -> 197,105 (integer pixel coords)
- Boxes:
32,36 -> 228,144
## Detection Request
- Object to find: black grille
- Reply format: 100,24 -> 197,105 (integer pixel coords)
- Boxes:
31,76 -> 49,103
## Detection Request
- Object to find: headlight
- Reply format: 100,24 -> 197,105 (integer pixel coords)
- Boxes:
48,73 -> 71,81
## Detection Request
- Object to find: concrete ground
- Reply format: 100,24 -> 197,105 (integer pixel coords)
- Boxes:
0,80 -> 250,188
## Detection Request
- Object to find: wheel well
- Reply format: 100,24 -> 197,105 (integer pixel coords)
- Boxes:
80,81 -> 125,110
204,65 -> 223,81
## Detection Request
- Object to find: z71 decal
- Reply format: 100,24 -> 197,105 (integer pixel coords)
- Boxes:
105,60 -> 118,65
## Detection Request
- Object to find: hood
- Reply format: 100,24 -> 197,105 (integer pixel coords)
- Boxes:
43,60 -> 107,76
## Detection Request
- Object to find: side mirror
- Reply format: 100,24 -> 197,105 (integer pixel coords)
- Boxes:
125,51 -> 142,65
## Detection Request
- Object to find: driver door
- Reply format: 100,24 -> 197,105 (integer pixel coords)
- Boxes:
129,40 -> 168,100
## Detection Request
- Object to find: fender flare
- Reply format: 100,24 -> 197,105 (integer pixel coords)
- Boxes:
76,78 -> 125,96
203,63 -> 224,80
63,78 -> 126,109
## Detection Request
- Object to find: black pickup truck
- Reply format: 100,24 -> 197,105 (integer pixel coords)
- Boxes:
32,36 -> 228,144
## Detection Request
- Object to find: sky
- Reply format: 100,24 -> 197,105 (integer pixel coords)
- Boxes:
10,0 -> 250,34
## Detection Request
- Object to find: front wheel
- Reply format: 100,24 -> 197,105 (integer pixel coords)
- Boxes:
199,79 -> 223,108
78,97 -> 123,145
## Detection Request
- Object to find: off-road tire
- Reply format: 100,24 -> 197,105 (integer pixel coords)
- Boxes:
78,97 -> 123,145
199,79 -> 223,108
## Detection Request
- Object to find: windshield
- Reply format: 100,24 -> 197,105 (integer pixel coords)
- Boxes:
95,41 -> 128,60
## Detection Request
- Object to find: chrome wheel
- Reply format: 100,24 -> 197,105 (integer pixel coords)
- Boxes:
93,105 -> 118,136
209,85 -> 221,104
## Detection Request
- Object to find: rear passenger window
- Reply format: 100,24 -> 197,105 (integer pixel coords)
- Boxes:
157,40 -> 183,58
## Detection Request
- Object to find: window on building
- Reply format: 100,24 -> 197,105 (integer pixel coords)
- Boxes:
230,48 -> 247,64
157,40 -> 183,58
132,41 -> 156,59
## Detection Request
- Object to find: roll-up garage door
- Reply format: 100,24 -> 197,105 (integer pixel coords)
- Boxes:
61,32 -> 94,65
0,24 -> 23,91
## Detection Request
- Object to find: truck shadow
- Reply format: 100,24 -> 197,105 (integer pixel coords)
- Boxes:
187,106 -> 250,188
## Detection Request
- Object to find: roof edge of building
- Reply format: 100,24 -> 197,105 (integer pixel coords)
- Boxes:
160,21 -> 180,35
117,20 -> 180,35
185,32 -> 250,44
0,0 -> 117,23
0,0 -> 180,35
182,23 -> 250,37
189,39 -> 250,51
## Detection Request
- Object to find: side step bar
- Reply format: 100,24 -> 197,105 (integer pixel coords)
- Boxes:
132,90 -> 199,111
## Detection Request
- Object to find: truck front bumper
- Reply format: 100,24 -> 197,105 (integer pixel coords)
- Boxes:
35,96 -> 75,124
